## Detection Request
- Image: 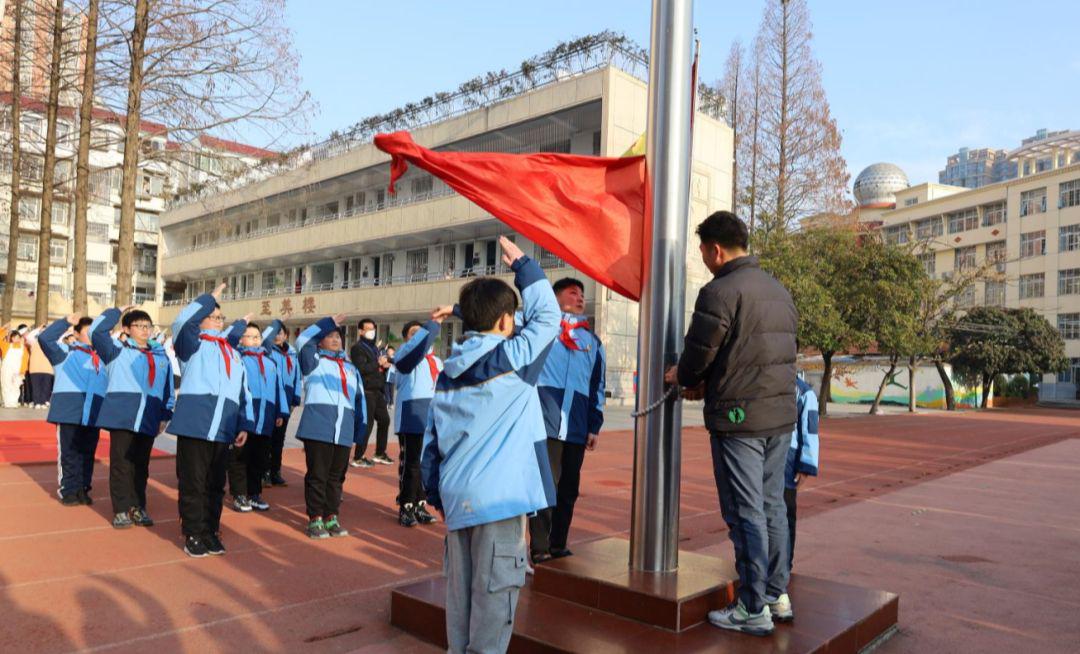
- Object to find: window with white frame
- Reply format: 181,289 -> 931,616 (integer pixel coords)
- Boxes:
1059,268 -> 1080,296
86,260 -> 108,275
956,285 -> 976,308
984,280 -> 1006,307
50,239 -> 67,263
406,248 -> 429,277
981,202 -> 1006,227
954,246 -> 976,271
947,208 -> 979,233
51,203 -> 69,227
885,224 -> 910,245
1020,188 -> 1047,216
985,240 -> 1007,268
1019,231 -> 1046,259
17,235 -> 37,262
1061,224 -> 1080,253
1058,313 -> 1080,340
1019,273 -> 1044,299
914,217 -> 943,240
1060,179 -> 1080,209
918,252 -> 936,276
903,197 -> 918,207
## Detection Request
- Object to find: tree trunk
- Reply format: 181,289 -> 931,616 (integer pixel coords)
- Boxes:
870,356 -> 897,415
774,0 -> 790,230
72,0 -> 99,315
115,0 -> 149,306
908,356 -> 916,413
980,373 -> 991,409
818,350 -> 833,416
33,0 -> 66,324
2,0 -> 24,324
934,358 -> 956,411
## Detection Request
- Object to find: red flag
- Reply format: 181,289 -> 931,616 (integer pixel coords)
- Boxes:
374,132 -> 646,300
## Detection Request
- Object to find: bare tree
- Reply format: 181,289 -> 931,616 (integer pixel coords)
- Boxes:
71,0 -> 97,314
753,0 -> 849,235
719,41 -> 744,213
2,0 -> 25,323
32,0 -> 65,322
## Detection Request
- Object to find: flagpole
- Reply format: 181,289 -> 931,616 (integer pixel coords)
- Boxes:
629,0 -> 694,573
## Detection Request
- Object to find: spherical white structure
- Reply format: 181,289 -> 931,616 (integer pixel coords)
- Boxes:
853,163 -> 909,208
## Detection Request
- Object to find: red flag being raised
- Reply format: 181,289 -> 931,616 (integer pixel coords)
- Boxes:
374,132 -> 646,300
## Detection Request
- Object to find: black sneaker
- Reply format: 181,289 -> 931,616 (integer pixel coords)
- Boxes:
129,507 -> 154,527
206,533 -> 226,556
184,536 -> 209,558
262,471 -> 272,486
398,505 -> 418,528
350,458 -> 373,468
232,495 -> 252,513
306,517 -> 329,539
414,503 -> 437,525
531,551 -> 553,564
550,547 -> 574,559
269,472 -> 288,486
324,515 -> 349,537
60,493 -> 82,506
79,489 -> 93,505
372,453 -> 394,465
249,495 -> 270,511
112,512 -> 134,529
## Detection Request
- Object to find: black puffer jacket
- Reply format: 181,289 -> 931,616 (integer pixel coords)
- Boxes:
677,256 -> 797,438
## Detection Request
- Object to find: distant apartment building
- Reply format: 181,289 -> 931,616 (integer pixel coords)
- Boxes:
938,147 -> 1015,189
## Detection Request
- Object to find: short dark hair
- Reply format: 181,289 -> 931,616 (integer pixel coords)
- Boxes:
401,320 -> 423,339
357,318 -> 376,331
696,211 -> 749,251
16,324 -> 26,331
553,277 -> 584,294
122,310 -> 152,328
459,278 -> 518,332
245,322 -> 261,332
74,317 -> 94,334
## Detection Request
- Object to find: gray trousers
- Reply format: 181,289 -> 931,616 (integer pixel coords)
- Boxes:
710,434 -> 790,614
445,515 -> 527,654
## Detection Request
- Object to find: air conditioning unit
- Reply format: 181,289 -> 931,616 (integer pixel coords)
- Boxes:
941,271 -> 954,281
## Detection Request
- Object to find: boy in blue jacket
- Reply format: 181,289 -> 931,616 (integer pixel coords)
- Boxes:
295,313 -> 366,539
529,277 -> 606,563
89,307 -> 174,529
390,316 -> 445,527
421,237 -> 560,653
169,283 -> 254,558
41,315 -> 108,506
225,322 -> 290,512
263,320 -> 300,486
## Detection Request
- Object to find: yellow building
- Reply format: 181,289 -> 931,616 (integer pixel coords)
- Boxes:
157,43 -> 733,403
874,131 -> 1080,394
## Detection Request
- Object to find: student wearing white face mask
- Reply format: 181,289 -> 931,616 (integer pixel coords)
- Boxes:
349,318 -> 392,468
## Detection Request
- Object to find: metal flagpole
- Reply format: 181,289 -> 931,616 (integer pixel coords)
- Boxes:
629,0 -> 695,573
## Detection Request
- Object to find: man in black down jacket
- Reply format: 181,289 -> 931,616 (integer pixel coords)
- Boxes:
350,318 -> 392,468
666,211 -> 798,637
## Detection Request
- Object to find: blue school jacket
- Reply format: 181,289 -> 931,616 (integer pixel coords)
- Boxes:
262,320 -> 301,408
167,294 -> 254,442
89,309 -> 175,436
38,318 -> 108,427
420,256 -> 560,531
392,320 -> 443,435
786,378 -> 820,490
295,318 -> 366,447
536,313 -> 606,444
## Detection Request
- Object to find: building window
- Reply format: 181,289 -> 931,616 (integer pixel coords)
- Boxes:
410,176 -> 433,196
1059,313 -> 1080,340
903,197 -> 918,207
50,239 -> 67,263
17,235 -> 37,262
884,224 -> 910,245
918,252 -> 936,276
947,208 -> 979,233
1060,179 -> 1080,209
18,197 -> 40,224
52,203 -> 69,227
914,217 -> 943,240
956,285 -> 976,308
954,246 -> 976,271
981,202 -> 1005,227
406,248 -> 429,278
984,280 -> 1005,307
86,260 -> 108,275
984,240 -> 1007,271
1059,268 -> 1080,296
1058,357 -> 1080,383
1060,224 -> 1080,253
1020,188 -> 1047,216
1019,231 -> 1046,259
87,222 -> 110,241
1019,273 -> 1044,299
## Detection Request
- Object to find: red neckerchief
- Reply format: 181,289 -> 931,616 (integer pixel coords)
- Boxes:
199,334 -> 234,377
328,354 -> 349,399
242,350 -> 266,379
72,345 -> 100,372
278,343 -> 293,373
424,353 -> 439,383
559,319 -> 590,352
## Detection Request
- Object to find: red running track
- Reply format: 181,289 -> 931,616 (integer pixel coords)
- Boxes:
0,421 -> 169,465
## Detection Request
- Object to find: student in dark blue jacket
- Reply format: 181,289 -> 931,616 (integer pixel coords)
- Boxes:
169,283 -> 254,558
295,313 -> 366,539
40,315 -> 108,506
224,321 -> 290,513
89,307 -> 174,529
262,320 -> 300,486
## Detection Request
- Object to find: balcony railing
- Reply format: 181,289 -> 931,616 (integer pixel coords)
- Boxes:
164,261 -> 567,306
167,185 -> 458,256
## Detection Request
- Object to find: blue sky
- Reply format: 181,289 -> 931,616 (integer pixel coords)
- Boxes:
283,1 -> 1079,191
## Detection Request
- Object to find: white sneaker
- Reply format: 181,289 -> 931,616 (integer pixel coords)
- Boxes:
767,593 -> 793,622
708,601 -> 774,636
